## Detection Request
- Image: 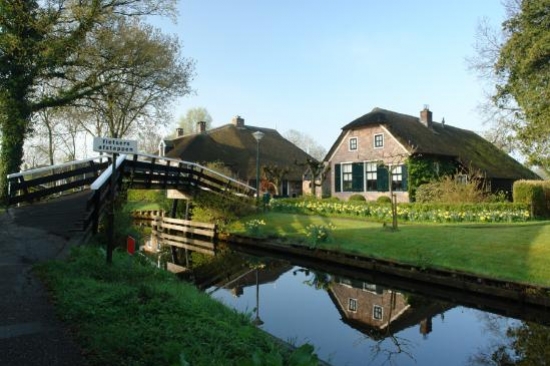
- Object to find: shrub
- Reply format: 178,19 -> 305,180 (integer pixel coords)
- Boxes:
415,175 -> 486,203
348,194 -> 366,202
376,196 -> 392,204
513,180 -> 550,218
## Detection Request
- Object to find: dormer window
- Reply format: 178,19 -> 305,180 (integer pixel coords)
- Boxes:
349,137 -> 358,151
374,134 -> 384,148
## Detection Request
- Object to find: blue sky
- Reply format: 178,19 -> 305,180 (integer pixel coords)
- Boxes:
157,1 -> 505,151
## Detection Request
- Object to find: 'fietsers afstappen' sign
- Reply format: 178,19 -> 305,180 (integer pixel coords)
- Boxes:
93,137 -> 138,154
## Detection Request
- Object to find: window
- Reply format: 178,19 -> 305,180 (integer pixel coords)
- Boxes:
349,137 -> 358,151
348,298 -> 358,312
339,278 -> 352,287
365,162 -> 378,191
342,164 -> 353,191
433,162 -> 440,176
391,165 -> 408,191
374,134 -> 384,148
377,165 -> 389,192
456,174 -> 468,184
373,305 -> 383,320
339,162 -> 365,192
363,282 -> 377,293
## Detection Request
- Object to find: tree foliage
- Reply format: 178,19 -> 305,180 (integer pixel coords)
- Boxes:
469,0 -> 550,174
284,129 -> 326,161
176,107 -> 213,135
77,18 -> 193,139
0,0 -> 180,202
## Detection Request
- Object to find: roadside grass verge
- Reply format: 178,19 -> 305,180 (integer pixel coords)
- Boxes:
36,245 -> 318,366
229,213 -> 550,287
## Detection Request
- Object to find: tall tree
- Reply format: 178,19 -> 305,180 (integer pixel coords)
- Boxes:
176,107 -> 212,135
469,0 -> 550,174
75,18 -> 194,139
284,129 -> 326,161
0,0 -> 177,202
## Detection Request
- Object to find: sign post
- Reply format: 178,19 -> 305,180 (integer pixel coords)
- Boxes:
93,137 -> 138,264
127,236 -> 136,255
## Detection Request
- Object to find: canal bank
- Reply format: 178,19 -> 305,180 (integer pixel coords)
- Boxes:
220,233 -> 550,309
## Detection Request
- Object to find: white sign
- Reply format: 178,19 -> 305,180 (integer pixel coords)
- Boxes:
93,137 -> 138,154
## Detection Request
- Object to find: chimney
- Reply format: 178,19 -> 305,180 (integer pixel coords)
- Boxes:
197,121 -> 206,133
231,115 -> 245,128
420,105 -> 433,128
176,127 -> 184,137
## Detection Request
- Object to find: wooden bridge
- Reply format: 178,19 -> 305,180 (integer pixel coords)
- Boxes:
6,153 -> 256,240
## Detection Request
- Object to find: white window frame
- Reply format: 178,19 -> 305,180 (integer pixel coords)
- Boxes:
365,162 -> 378,192
363,282 -> 378,294
374,133 -> 384,149
348,298 -> 358,312
342,163 -> 353,191
392,165 -> 404,191
349,137 -> 358,151
456,174 -> 468,184
339,278 -> 352,288
373,305 -> 383,320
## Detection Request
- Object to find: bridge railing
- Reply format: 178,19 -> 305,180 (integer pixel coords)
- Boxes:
122,153 -> 256,199
83,155 -> 126,238
7,156 -> 110,205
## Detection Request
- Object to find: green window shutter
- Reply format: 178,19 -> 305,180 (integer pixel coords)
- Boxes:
401,164 -> 408,190
352,163 -> 364,191
334,164 -> 341,192
377,166 -> 389,191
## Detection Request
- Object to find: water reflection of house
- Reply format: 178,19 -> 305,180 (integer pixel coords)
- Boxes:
328,276 -> 450,340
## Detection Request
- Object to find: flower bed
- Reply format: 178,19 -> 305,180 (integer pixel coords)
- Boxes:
270,198 -> 532,223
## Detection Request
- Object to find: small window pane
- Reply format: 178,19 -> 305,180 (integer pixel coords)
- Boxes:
374,134 -> 384,148
373,305 -> 383,320
349,298 -> 358,312
342,164 -> 353,191
365,162 -> 378,191
349,138 -> 358,150
392,165 -> 405,191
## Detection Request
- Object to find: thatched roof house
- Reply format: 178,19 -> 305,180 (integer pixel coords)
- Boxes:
162,116 -> 315,197
325,107 -> 539,201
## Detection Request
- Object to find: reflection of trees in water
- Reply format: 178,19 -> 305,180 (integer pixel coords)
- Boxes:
367,333 -> 416,366
468,313 -> 550,366
294,268 -> 332,291
366,292 -> 416,366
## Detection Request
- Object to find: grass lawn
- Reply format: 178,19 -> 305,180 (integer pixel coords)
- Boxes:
229,213 -> 550,287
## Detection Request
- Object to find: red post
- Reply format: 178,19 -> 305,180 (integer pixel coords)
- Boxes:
127,236 -> 136,255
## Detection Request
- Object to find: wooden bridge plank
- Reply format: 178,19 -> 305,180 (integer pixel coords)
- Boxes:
158,217 -> 216,230
155,222 -> 215,238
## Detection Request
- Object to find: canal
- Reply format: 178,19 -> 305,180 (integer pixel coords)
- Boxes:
182,245 -> 550,366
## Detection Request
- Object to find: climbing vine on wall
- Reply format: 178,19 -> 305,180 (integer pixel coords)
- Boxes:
407,155 -> 457,201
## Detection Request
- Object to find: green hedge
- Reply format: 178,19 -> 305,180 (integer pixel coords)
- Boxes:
270,198 -> 532,223
513,180 -> 550,218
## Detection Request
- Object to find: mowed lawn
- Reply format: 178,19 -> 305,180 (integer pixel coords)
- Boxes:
229,213 -> 550,287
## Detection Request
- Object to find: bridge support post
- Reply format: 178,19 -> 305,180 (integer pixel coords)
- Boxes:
106,153 -> 117,264
170,200 -> 179,265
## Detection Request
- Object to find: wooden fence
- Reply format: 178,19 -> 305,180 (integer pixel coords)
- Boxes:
132,211 -> 217,255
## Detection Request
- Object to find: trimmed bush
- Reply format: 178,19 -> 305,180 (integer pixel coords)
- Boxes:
376,196 -> 392,204
513,180 -> 550,218
348,194 -> 366,202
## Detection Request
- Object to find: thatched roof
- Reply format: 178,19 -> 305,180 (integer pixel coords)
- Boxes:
164,122 -> 315,181
326,107 -> 538,180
